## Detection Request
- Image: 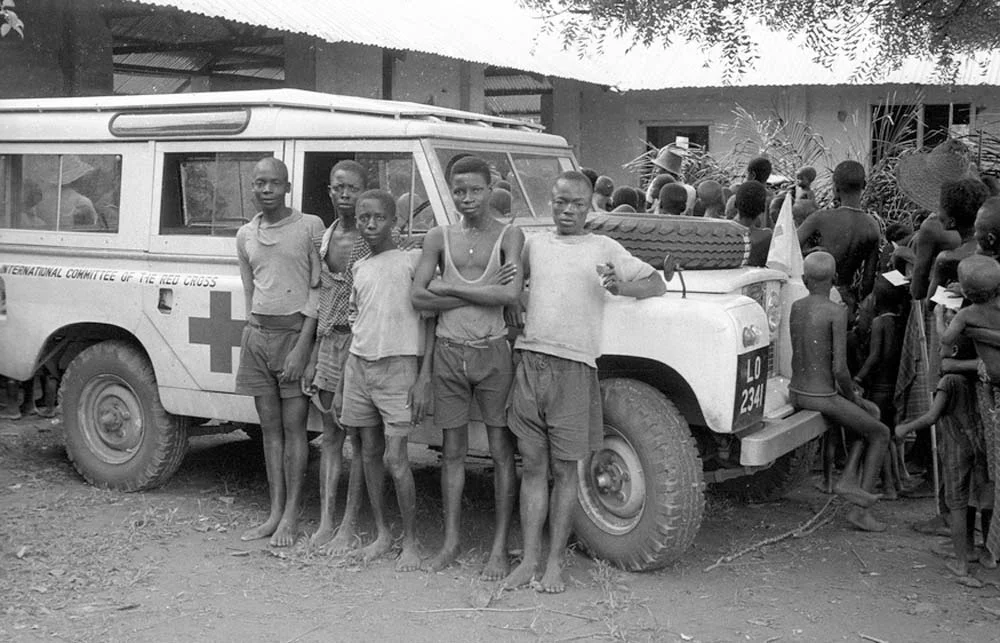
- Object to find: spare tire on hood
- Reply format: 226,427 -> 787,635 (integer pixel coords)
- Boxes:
585,212 -> 750,270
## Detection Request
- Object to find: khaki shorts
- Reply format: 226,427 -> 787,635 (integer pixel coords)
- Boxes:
312,330 -> 352,415
235,322 -> 305,399
507,350 -> 602,461
433,336 -> 513,430
339,354 -> 417,437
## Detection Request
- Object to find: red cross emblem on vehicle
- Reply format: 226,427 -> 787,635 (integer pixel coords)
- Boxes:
188,291 -> 244,373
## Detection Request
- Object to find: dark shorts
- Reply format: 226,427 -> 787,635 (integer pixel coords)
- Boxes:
507,350 -> 602,461
312,330 -> 352,414
433,336 -> 513,429
235,321 -> 305,399
339,354 -> 417,438
941,423 -> 993,510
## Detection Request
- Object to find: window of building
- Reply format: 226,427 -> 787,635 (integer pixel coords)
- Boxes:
159,152 -> 267,236
645,125 -> 710,152
0,154 -> 121,232
870,102 -> 971,165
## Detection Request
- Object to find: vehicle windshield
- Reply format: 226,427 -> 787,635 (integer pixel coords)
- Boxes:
434,147 -> 573,220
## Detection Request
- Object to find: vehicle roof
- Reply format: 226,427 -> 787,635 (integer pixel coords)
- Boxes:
0,89 -> 570,147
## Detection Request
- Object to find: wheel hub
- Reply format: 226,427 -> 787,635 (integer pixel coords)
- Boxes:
79,378 -> 144,463
588,434 -> 645,519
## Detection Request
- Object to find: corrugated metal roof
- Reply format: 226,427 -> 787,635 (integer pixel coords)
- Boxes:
123,1 -> 1000,90
128,0 -> 612,85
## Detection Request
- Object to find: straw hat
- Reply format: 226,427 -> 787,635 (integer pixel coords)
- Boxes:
896,139 -> 977,211
652,145 -> 686,179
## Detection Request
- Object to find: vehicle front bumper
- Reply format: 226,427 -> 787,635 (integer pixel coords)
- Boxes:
738,409 -> 828,466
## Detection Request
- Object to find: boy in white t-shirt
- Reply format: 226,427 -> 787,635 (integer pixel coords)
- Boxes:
502,171 -> 666,593
338,189 -> 434,572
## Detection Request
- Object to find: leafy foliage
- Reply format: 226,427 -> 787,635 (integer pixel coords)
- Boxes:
1,0 -> 24,38
520,0 -> 1000,83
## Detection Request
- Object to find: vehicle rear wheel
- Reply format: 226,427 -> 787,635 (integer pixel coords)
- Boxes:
572,378 -> 705,571
59,340 -> 188,491
714,438 -> 819,503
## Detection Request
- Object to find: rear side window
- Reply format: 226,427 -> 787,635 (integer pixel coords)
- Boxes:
159,152 -> 271,236
0,154 -> 122,232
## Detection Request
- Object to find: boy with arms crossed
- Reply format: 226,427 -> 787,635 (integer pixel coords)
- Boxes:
339,189 -> 433,571
503,171 -> 666,593
789,252 -> 890,532
305,160 -> 368,551
236,158 -> 325,547
411,156 -> 524,578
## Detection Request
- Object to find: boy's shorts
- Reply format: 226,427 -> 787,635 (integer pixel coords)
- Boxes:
235,321 -> 305,399
507,350 -> 602,461
433,335 -> 513,430
941,423 -> 993,510
312,329 -> 352,413
339,354 -> 417,437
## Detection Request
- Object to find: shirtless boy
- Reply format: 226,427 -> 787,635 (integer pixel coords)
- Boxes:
236,157 -> 324,546
503,171 -> 666,593
411,155 -> 525,578
305,160 -> 369,552
797,161 -> 881,315
789,251 -> 890,531
339,189 -> 434,572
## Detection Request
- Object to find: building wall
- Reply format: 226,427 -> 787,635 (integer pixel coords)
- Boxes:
0,0 -> 112,98
285,37 -> 485,112
551,83 -> 1000,189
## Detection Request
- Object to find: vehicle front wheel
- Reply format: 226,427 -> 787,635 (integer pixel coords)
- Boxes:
572,378 -> 705,571
59,340 -> 188,491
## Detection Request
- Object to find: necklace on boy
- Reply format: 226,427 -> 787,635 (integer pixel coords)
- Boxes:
462,226 -> 484,255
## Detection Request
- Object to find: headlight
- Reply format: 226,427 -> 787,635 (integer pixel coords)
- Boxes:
765,286 -> 781,332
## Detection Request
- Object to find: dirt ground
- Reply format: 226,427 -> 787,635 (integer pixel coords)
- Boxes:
3,415 -> 1000,643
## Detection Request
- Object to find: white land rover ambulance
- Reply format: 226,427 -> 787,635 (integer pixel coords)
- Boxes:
0,89 -> 825,571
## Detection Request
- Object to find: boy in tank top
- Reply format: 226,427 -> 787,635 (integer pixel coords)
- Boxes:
411,155 -> 524,578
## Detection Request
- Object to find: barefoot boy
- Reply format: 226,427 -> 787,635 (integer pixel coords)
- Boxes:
339,189 -> 433,572
236,157 -> 324,547
411,156 -> 524,578
896,335 -> 992,576
305,160 -> 369,552
502,171 -> 666,593
789,251 -> 891,531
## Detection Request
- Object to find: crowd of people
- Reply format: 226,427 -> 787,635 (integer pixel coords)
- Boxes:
579,148 -> 821,268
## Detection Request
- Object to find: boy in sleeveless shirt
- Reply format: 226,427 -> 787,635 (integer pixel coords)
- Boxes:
411,156 -> 524,578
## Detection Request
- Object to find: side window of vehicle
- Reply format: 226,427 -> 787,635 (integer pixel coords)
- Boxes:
301,151 -> 436,235
0,154 -> 122,232
437,149 -> 532,219
159,152 -> 271,236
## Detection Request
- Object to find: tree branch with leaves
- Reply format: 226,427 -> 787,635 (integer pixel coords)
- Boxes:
519,0 -> 1000,83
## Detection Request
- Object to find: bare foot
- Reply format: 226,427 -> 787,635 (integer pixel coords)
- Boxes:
501,560 -> 537,590
35,407 -> 56,419
424,545 -> 460,573
834,479 -> 882,508
537,565 -> 566,594
396,543 -> 421,572
326,527 -> 357,556
309,524 -> 336,549
981,552 -> 998,570
269,519 -> 298,547
814,479 -> 835,494
481,552 -> 510,581
946,559 -> 970,577
882,487 -> 899,501
358,533 -> 393,563
0,408 -> 22,420
241,515 -> 281,542
846,507 -> 887,532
